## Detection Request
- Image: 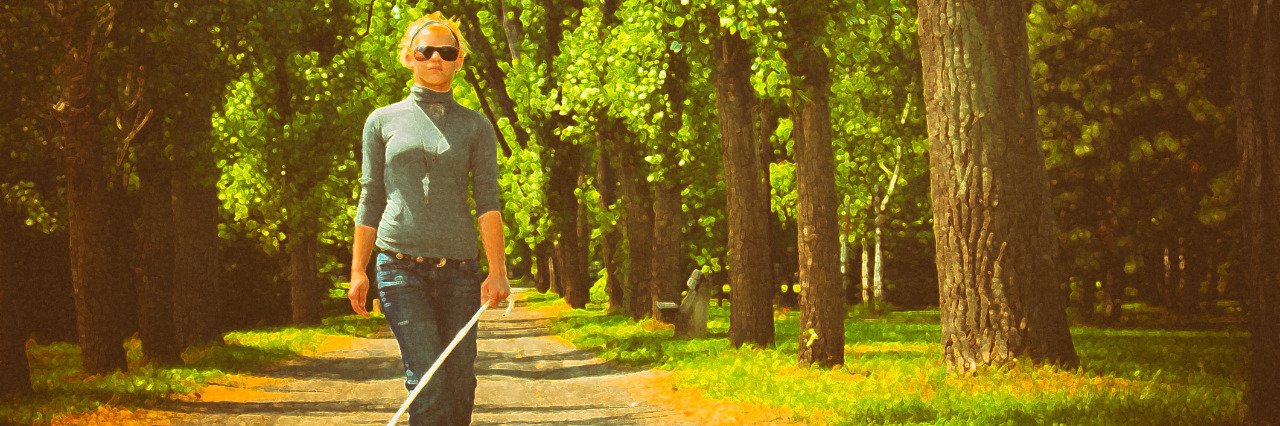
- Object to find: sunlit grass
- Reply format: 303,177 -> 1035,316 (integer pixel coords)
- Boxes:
536,293 -> 1247,424
0,314 -> 386,424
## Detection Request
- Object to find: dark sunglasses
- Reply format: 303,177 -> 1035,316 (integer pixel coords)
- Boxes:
414,45 -> 460,62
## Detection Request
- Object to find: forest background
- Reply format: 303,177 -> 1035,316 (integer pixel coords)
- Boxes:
1,0 -> 1275,423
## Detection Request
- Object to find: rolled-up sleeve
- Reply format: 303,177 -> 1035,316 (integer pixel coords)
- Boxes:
471,116 -> 503,217
355,112 -> 387,228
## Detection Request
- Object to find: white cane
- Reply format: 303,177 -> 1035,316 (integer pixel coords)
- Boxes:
386,295 -> 514,426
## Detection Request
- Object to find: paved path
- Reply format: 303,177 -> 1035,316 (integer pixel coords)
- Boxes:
154,290 -> 715,425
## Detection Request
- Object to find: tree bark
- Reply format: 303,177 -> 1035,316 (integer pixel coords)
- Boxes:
712,29 -> 775,348
550,242 -> 564,296
540,0 -> 589,309
171,120 -> 224,350
861,237 -> 871,304
289,225 -> 321,325
597,121 -> 625,313
1229,0 -> 1280,421
136,148 -> 182,364
918,0 -> 1079,372
781,1 -> 845,367
55,3 -> 128,374
0,211 -> 32,395
107,183 -> 141,347
616,136 -> 655,321
873,198 -> 885,304
548,145 -> 588,308
759,99 -> 781,310
650,181 -> 685,321
534,238 -> 552,293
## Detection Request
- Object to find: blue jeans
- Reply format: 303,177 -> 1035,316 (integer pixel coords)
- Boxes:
376,252 -> 483,426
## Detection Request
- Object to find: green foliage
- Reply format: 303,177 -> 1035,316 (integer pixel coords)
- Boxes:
1029,0 -> 1239,317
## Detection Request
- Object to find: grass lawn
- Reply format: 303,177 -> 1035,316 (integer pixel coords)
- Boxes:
523,291 -> 1247,424
1,314 -> 387,424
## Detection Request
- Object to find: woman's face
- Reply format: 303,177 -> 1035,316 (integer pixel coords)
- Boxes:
403,24 -> 464,90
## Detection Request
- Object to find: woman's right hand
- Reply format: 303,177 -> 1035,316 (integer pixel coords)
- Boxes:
349,271 -> 371,318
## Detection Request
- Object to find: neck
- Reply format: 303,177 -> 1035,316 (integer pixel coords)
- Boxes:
415,78 -> 451,93
411,84 -> 455,105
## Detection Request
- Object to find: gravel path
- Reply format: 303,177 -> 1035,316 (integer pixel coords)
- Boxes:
157,289 -> 715,425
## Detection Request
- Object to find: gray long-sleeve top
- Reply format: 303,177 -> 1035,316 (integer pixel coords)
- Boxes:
355,85 -> 502,260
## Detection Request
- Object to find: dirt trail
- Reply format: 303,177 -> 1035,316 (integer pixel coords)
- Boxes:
73,289 -> 793,425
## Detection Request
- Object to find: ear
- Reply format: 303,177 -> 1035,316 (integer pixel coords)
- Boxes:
400,47 -> 415,69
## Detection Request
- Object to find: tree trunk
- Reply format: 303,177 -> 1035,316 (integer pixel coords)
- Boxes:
289,225 -> 321,325
171,123 -> 223,350
616,136 -> 654,321
1229,0 -> 1280,421
0,211 -> 32,395
549,162 -> 588,308
56,5 -> 128,374
759,99 -> 781,308
107,183 -> 141,347
534,238 -> 551,293
1078,274 -> 1097,324
136,149 -> 182,364
781,2 -> 845,367
650,181 -> 685,321
577,179 -> 591,296
918,0 -> 1079,372
873,204 -> 885,304
539,0 -> 589,309
597,122 -> 625,313
713,29 -> 775,348
550,242 -> 564,296
861,237 -> 871,304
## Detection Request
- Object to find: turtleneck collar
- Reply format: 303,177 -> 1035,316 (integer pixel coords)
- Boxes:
411,84 -> 455,105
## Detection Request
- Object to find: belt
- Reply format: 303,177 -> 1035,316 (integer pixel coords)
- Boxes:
379,248 -> 467,267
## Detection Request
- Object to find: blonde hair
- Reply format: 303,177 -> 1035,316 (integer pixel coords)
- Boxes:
398,12 -> 471,60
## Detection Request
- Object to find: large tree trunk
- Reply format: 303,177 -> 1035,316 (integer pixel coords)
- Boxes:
171,123 -> 224,350
712,29 -> 775,348
0,211 -> 32,395
616,137 -> 655,321
918,0 -> 1079,372
781,2 -> 845,367
136,149 -> 182,364
56,4 -> 128,374
1229,0 -> 1280,421
289,224 -> 321,325
597,121 -> 625,313
650,181 -> 685,321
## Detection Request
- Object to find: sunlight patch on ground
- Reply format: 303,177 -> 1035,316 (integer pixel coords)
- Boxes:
50,406 -> 192,425
617,370 -> 801,425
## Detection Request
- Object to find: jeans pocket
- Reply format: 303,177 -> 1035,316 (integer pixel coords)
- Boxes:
375,253 -> 408,289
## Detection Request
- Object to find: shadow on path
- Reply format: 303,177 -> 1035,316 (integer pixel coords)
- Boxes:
162,289 -> 692,425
